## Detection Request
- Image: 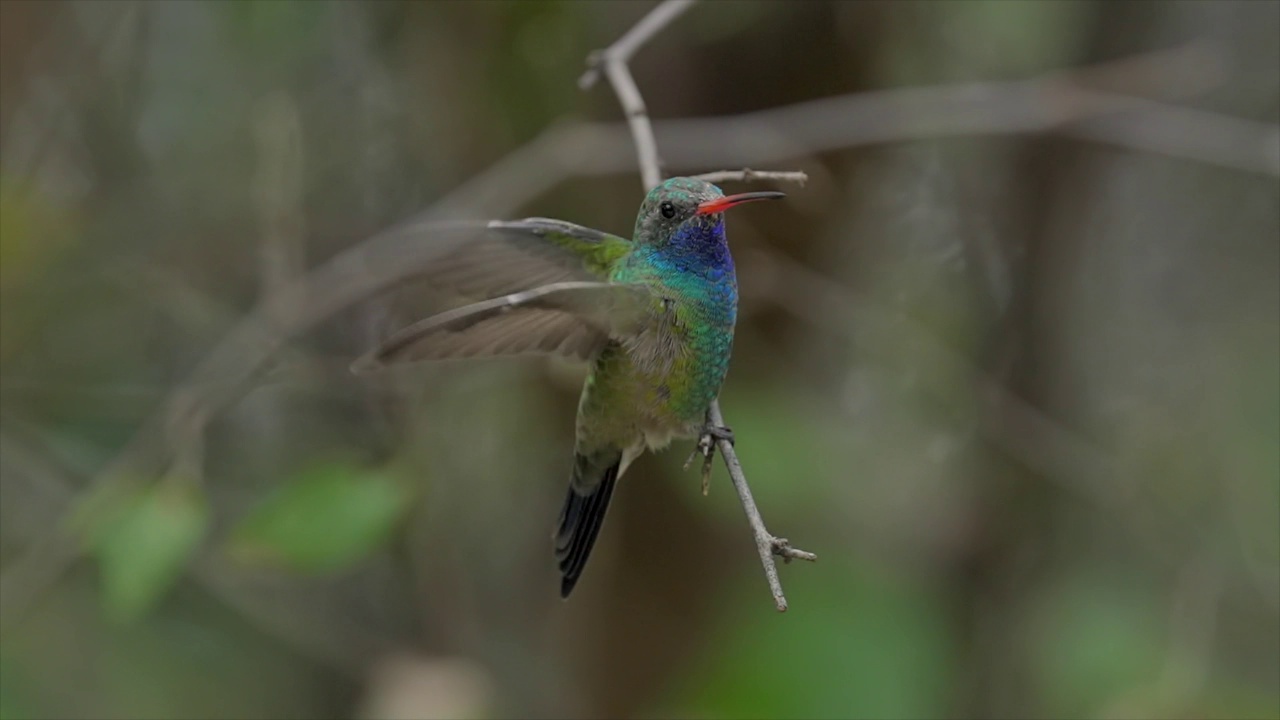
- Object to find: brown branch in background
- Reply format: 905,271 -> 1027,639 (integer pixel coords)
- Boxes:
448,43 -> 1279,190
581,0 -> 815,612
643,42 -> 1280,179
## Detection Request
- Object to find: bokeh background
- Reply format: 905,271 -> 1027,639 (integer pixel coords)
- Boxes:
1,1 -> 1277,718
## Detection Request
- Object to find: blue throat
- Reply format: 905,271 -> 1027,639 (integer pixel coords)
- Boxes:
652,217 -> 736,284
634,216 -> 738,328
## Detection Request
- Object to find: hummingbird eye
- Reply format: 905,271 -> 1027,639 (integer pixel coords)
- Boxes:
659,201 -> 676,219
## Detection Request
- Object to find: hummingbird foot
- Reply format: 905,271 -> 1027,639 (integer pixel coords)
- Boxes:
701,423 -> 735,445
684,424 -> 734,496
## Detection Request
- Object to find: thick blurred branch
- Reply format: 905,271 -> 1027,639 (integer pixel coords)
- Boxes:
581,42 -> 1280,179
581,0 -> 815,612
648,42 -> 1280,178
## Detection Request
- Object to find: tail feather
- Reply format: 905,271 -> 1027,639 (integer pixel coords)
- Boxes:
555,451 -> 621,598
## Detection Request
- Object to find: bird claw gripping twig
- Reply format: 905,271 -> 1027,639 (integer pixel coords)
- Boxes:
683,423 -> 734,495
701,423 -> 735,445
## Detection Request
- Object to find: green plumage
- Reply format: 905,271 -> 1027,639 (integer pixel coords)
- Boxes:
353,177 -> 784,597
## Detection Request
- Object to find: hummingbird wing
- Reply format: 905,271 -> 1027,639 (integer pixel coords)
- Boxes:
351,280 -> 653,373
420,218 -> 632,299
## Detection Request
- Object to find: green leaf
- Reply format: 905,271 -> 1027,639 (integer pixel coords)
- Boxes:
229,464 -> 408,573
92,481 -> 209,623
66,478 -> 142,551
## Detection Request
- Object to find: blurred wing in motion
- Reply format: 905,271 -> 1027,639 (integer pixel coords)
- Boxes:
419,218 -> 633,299
351,281 -> 654,372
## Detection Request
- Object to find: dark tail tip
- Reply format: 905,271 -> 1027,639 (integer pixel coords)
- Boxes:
555,453 -> 621,598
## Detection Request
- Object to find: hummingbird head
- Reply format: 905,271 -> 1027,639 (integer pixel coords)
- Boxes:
632,177 -> 784,248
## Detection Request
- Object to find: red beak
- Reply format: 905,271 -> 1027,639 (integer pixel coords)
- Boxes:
695,190 -> 786,216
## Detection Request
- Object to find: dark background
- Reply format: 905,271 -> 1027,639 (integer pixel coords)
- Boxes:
1,1 -> 1277,718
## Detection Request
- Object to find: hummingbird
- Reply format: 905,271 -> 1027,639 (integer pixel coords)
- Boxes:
353,177 -> 784,597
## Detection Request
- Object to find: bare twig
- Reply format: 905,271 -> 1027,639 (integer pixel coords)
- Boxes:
707,403 -> 818,612
693,169 -> 809,186
581,0 -> 696,189
608,61 -> 665,191
577,0 -> 696,91
582,0 -> 815,611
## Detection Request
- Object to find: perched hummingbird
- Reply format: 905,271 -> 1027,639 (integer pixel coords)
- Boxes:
353,177 -> 784,597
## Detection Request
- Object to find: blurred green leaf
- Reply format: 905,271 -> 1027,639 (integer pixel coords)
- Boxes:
66,479 -> 142,552
91,480 -> 209,624
228,464 -> 408,573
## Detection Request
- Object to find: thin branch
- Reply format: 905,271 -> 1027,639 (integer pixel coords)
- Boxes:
580,0 -> 697,189
582,0 -> 815,611
604,60 -> 664,191
693,169 -> 809,186
707,402 -> 818,612
577,0 -> 696,91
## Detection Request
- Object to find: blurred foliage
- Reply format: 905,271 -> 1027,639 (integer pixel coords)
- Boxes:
1,1 -> 1277,719
87,478 -> 209,623
228,463 -> 410,574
